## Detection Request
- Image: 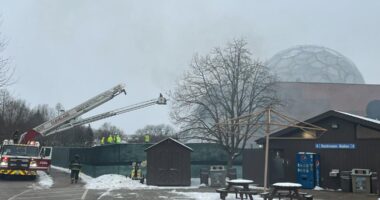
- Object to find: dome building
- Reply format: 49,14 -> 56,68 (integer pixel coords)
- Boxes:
266,45 -> 365,84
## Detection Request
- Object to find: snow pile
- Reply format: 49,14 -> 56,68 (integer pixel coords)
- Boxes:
85,174 -> 156,190
51,165 -> 70,173
37,171 -> 53,188
51,165 -> 92,184
313,186 -> 324,191
78,171 -> 92,184
52,165 -> 203,190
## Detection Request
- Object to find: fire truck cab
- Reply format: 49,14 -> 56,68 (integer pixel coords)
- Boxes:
0,139 -> 52,178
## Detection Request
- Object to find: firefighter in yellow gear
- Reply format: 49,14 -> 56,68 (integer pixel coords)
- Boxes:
107,135 -> 114,144
100,137 -> 105,145
130,161 -> 144,183
115,134 -> 121,144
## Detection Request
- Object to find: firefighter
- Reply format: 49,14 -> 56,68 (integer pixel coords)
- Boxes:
115,134 -> 121,144
107,134 -> 114,144
130,161 -> 141,179
12,130 -> 20,144
100,136 -> 105,145
69,154 -> 82,184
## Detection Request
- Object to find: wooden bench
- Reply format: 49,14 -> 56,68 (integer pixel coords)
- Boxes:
260,192 -> 270,200
277,191 -> 290,199
297,192 -> 313,200
260,191 -> 313,200
216,188 -> 241,200
304,194 -> 313,200
216,188 -> 228,200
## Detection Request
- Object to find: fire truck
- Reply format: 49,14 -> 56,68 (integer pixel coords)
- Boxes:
0,83 -> 166,178
0,140 -> 52,178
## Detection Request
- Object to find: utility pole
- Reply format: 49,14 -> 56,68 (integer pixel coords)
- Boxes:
263,107 -> 271,192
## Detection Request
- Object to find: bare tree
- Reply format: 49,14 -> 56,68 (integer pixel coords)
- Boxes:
0,27 -> 14,89
130,124 -> 176,143
94,122 -> 126,140
0,91 -> 53,141
171,39 -> 278,168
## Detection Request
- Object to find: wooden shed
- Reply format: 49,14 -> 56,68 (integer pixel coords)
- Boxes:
145,137 -> 193,186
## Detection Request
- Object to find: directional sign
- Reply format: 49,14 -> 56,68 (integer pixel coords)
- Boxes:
315,143 -> 356,149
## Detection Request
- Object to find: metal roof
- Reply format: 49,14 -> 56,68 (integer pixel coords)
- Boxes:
144,137 -> 193,152
256,110 -> 380,144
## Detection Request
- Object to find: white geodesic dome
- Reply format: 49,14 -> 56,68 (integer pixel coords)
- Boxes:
266,45 -> 365,84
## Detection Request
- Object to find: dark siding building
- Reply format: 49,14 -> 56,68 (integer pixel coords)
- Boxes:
247,82 -> 380,147
243,110 -> 380,189
145,137 -> 193,186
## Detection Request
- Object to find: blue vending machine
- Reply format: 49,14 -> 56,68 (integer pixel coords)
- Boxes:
296,152 -> 320,189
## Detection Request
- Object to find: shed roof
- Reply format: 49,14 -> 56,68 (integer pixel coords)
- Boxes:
144,137 -> 193,152
256,110 -> 380,144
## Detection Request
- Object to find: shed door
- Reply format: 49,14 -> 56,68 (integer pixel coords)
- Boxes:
158,150 -> 180,185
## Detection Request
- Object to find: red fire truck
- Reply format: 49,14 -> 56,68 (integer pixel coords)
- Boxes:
0,83 -> 166,179
0,140 -> 52,178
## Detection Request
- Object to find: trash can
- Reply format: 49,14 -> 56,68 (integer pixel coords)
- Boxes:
200,168 -> 209,185
340,171 -> 352,192
227,168 -> 237,180
351,169 -> 372,193
371,172 -> 378,194
209,165 -> 226,187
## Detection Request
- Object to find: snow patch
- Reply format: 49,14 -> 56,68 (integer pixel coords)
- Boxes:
51,165 -> 70,173
84,174 -> 203,190
37,171 -> 53,188
52,165 -> 203,190
85,174 -> 155,190
51,165 -> 92,184
78,172 -> 93,184
227,179 -> 253,184
273,182 -> 302,187
313,186 -> 324,191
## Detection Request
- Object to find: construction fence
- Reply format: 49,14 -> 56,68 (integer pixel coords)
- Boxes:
52,143 -> 242,178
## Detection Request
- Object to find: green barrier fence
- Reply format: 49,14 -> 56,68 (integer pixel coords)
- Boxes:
52,143 -> 242,178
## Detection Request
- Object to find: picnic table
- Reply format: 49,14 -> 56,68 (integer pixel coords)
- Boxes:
261,182 -> 312,200
216,179 -> 257,200
226,179 -> 254,190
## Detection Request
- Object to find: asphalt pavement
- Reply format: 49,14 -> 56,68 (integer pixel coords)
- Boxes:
1,169 -> 379,200
0,169 -> 193,200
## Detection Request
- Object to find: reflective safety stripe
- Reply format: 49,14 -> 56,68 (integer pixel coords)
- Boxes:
0,169 -> 36,175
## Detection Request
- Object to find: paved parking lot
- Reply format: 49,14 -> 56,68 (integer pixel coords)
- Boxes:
1,169 -> 379,200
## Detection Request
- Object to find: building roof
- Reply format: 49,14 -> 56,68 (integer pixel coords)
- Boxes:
144,137 -> 193,152
256,110 -> 380,144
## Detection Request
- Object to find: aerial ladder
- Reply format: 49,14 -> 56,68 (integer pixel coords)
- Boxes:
18,83 -> 167,144
46,94 -> 167,136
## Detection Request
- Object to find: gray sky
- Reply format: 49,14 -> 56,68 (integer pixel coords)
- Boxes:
0,0 -> 380,135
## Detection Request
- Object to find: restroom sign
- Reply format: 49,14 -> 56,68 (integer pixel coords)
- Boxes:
315,143 -> 356,149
